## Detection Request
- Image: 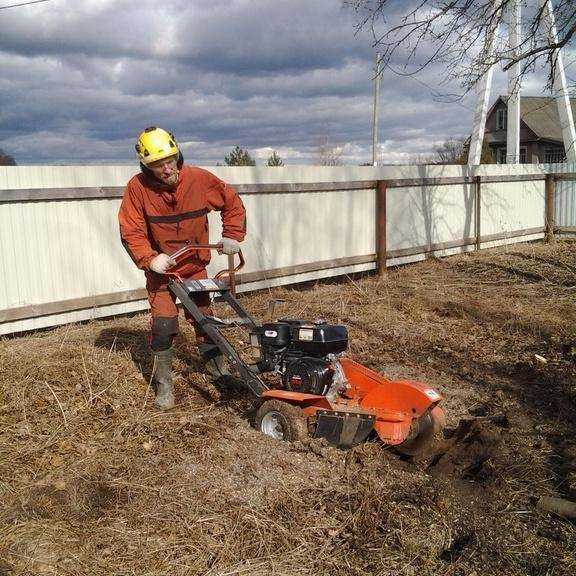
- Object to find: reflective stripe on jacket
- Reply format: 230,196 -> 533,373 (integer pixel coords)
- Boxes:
118,165 -> 246,279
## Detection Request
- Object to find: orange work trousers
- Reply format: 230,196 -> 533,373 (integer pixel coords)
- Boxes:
147,269 -> 213,348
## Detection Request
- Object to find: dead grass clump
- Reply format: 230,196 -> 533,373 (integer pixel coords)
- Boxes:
2,240 -> 576,575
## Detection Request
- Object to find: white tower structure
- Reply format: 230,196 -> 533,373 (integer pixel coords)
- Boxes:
540,0 -> 576,163
468,0 -> 576,165
467,3 -> 499,166
506,0 -> 522,163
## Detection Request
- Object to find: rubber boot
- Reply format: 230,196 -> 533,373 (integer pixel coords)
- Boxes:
152,348 -> 174,410
198,342 -> 232,381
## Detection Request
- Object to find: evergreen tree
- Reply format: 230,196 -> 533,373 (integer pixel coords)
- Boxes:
266,151 -> 284,166
224,146 -> 256,166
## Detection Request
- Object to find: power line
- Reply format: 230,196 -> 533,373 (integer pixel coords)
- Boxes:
0,0 -> 52,10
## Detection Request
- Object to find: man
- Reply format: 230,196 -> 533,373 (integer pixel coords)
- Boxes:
119,126 -> 246,409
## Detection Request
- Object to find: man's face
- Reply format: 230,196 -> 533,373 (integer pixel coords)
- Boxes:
148,155 -> 179,186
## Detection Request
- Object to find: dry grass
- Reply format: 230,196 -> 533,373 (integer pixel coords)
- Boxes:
1,240 -> 576,575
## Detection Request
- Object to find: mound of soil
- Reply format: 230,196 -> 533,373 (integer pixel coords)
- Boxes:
430,418 -> 507,483
1,240 -> 576,575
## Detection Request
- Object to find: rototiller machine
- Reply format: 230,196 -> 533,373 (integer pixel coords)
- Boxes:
167,244 -> 445,454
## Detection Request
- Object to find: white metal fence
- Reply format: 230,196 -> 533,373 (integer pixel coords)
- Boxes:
0,163 -> 574,336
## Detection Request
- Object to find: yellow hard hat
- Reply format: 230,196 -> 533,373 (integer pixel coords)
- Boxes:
135,126 -> 179,165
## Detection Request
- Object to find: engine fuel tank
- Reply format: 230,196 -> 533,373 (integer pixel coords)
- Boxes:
255,319 -> 348,356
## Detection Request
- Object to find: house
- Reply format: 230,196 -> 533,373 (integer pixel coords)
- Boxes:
484,95 -> 576,164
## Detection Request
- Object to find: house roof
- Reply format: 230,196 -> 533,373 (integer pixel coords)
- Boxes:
496,95 -> 576,142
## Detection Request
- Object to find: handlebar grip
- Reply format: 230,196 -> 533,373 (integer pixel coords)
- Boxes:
170,243 -> 222,263
168,243 -> 244,295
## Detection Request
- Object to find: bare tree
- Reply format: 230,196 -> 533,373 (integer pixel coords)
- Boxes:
461,137 -> 495,163
433,137 -> 467,163
315,135 -> 344,166
412,137 -> 494,164
411,151 -> 436,165
346,1 -> 576,92
0,148 -> 16,165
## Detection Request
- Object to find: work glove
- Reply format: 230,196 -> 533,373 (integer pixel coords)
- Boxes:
150,253 -> 177,274
219,237 -> 240,255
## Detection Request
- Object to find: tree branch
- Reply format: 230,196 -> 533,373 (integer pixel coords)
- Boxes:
502,23 -> 576,71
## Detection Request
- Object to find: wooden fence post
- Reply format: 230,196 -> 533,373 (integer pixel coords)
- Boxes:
376,180 -> 387,275
475,175 -> 482,251
545,174 -> 556,243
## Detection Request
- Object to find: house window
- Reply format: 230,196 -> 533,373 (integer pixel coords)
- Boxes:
520,147 -> 527,163
496,109 -> 507,130
501,147 -> 526,163
544,147 -> 566,163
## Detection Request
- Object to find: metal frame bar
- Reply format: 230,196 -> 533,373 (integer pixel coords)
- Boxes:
167,279 -> 266,397
217,291 -> 258,330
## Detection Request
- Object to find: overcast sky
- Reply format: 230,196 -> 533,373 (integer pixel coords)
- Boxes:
0,0 -> 574,166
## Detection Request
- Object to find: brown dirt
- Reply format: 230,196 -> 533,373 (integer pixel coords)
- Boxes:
1,239 -> 576,575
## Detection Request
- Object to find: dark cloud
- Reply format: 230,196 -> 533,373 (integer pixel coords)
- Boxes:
0,0 -> 571,165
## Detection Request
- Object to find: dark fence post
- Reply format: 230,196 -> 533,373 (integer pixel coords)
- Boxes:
545,174 -> 556,243
475,175 -> 482,251
376,180 -> 387,275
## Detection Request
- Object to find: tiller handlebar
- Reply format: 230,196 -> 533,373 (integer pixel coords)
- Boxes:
167,243 -> 245,295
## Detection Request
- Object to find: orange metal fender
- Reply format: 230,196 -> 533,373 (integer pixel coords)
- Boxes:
261,389 -> 332,416
339,358 -> 443,445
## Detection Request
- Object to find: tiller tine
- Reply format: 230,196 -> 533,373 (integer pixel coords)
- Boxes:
394,405 -> 446,455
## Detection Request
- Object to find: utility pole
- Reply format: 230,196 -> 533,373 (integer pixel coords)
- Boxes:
372,53 -> 381,166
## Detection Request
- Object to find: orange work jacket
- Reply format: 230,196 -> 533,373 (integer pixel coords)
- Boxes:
118,165 -> 246,280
